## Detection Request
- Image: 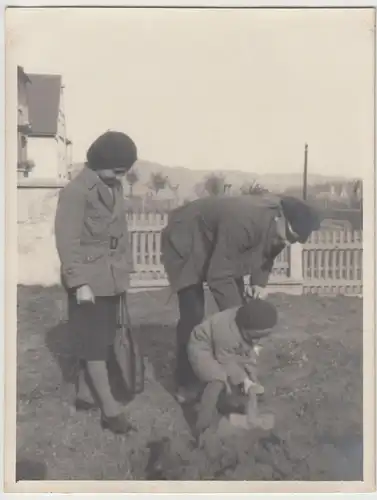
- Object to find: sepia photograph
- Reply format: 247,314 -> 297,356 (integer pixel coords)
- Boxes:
4,4 -> 376,493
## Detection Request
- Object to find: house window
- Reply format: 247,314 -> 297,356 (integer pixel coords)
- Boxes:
17,132 -> 22,163
21,135 -> 27,163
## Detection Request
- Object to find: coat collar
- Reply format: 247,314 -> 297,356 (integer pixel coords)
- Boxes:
78,165 -> 100,190
78,165 -> 116,212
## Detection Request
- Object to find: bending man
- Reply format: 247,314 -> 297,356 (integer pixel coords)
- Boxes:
161,193 -> 320,402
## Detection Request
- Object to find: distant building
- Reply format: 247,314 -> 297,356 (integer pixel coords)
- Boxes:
26,73 -> 72,180
17,66 -> 32,178
316,183 -> 354,203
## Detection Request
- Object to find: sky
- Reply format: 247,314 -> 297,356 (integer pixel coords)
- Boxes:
8,7 -> 375,177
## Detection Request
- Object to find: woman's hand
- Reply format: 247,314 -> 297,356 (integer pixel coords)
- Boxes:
76,285 -> 95,304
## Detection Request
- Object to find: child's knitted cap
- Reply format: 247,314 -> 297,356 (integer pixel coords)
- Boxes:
235,299 -> 277,343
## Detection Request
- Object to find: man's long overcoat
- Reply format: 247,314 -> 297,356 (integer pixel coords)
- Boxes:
161,194 -> 286,302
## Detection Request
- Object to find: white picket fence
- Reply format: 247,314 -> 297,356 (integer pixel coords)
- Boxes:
126,212 -> 363,296
302,229 -> 363,296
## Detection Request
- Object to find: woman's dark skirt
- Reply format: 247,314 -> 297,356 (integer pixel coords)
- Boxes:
67,293 -> 120,361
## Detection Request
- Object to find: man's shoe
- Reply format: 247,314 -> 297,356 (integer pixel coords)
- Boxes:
75,399 -> 97,412
101,412 -> 135,435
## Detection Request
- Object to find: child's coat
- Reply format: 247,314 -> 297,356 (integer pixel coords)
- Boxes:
187,307 -> 258,386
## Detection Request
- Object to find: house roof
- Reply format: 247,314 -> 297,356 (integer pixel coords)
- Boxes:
17,66 -> 31,84
27,74 -> 62,136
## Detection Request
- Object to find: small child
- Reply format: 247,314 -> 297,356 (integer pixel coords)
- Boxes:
187,299 -> 277,433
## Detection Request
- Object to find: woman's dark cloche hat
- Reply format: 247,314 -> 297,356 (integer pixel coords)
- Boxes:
280,195 -> 321,243
86,131 -> 137,171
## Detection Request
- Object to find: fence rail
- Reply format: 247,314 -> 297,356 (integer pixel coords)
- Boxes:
126,214 -> 363,296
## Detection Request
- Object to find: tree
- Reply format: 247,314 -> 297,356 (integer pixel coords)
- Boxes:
240,180 -> 268,195
150,172 -> 168,195
165,178 -> 180,201
125,169 -> 139,197
204,174 -> 226,196
194,181 -> 207,198
224,183 -> 232,195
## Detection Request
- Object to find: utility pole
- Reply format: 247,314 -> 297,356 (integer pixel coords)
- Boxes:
302,143 -> 308,200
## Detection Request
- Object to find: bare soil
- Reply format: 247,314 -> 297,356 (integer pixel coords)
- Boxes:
16,286 -> 363,481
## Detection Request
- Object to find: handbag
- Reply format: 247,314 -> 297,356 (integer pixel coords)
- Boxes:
109,292 -> 145,401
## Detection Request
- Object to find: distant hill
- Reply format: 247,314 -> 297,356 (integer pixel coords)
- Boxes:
70,160 -> 351,200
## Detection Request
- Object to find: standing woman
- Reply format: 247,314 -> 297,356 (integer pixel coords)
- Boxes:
55,131 -> 137,434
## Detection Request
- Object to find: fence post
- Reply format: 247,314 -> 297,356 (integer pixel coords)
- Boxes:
290,243 -> 303,281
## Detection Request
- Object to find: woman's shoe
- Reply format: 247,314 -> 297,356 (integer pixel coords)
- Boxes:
101,412 -> 135,435
75,399 -> 97,412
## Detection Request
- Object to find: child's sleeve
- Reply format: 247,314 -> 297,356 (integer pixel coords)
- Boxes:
243,353 -> 258,382
187,320 -> 228,384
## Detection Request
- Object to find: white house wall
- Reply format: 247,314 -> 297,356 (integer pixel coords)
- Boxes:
57,136 -> 68,179
57,105 -> 69,178
28,136 -> 59,179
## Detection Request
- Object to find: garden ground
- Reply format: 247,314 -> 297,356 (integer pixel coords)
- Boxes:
16,285 -> 363,481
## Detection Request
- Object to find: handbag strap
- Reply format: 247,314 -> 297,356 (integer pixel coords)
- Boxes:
119,292 -> 132,329
118,293 -> 123,327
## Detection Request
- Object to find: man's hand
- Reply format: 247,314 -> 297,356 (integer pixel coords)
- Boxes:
245,285 -> 268,300
253,345 -> 262,357
76,285 -> 95,304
